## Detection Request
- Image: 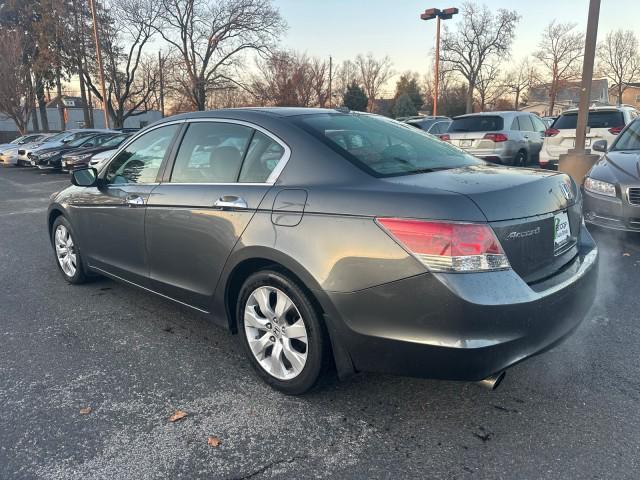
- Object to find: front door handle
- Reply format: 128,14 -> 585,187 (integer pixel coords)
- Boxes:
214,195 -> 248,210
126,195 -> 145,207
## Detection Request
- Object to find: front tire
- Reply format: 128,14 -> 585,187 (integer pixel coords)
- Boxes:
237,270 -> 327,395
51,216 -> 88,284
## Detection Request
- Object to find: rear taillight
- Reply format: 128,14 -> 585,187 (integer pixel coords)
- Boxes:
439,134 -> 450,142
608,126 -> 623,135
376,218 -> 510,272
545,128 -> 559,137
483,133 -> 508,142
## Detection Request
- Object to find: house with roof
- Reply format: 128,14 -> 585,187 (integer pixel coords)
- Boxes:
520,79 -> 610,116
608,82 -> 640,109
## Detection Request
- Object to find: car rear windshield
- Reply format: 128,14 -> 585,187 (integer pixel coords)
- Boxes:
553,111 -> 624,129
612,119 -> 640,151
449,115 -> 504,132
293,113 -> 480,177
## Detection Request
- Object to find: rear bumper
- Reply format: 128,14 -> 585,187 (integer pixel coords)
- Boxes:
462,144 -> 518,163
583,188 -> 640,231
322,227 -> 598,381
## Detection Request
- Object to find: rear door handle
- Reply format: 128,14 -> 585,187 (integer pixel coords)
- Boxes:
214,195 -> 248,210
126,195 -> 145,207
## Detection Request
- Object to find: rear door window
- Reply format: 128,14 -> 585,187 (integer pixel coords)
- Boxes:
554,111 -> 624,129
170,122 -> 253,183
517,115 -> 535,132
449,116 -> 504,132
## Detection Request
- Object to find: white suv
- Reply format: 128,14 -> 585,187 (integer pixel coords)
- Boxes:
539,105 -> 639,169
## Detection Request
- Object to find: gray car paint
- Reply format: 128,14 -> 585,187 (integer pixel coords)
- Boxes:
48,107 -> 598,383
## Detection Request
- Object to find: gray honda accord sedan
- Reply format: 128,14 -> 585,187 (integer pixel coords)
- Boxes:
47,108 -> 598,394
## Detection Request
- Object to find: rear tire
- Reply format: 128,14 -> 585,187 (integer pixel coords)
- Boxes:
237,270 -> 328,395
513,150 -> 527,167
51,216 -> 88,284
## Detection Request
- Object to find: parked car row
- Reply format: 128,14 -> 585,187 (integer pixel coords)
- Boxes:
404,105 -> 640,170
0,128 -> 130,172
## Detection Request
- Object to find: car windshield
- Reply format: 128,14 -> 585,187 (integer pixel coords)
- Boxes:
449,115 -> 504,132
44,132 -> 68,143
612,120 -> 640,151
67,135 -> 98,147
553,111 -> 624,129
102,134 -> 129,147
293,113 -> 480,177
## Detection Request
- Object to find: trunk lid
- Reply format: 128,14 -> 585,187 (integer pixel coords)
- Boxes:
386,165 -> 581,282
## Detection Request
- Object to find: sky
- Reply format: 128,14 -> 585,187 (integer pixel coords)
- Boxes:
275,0 -> 640,94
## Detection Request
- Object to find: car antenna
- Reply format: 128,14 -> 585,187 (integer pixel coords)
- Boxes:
334,106 -> 350,113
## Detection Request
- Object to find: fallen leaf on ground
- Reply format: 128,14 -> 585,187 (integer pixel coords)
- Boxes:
169,410 -> 188,422
207,436 -> 222,447
79,407 -> 92,415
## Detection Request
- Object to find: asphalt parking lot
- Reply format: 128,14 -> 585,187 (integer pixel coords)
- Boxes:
1,166 -> 639,480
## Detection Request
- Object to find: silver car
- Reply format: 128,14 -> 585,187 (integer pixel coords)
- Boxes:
442,111 -> 547,166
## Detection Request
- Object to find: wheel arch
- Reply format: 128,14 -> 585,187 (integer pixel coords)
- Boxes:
219,246 -> 356,379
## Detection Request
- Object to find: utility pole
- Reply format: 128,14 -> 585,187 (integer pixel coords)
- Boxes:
158,51 -> 165,118
558,0 -> 601,184
420,7 -> 458,116
88,0 -> 110,129
328,56 -> 333,109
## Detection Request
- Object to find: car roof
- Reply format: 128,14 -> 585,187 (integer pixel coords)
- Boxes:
561,105 -> 637,114
453,111 -> 522,119
166,107 -> 333,122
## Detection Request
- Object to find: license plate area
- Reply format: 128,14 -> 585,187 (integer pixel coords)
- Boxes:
553,211 -> 571,252
460,139 -> 472,147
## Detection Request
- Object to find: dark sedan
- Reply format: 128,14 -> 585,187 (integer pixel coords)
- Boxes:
31,133 -> 118,170
61,133 -> 131,172
584,118 -> 640,231
47,108 -> 598,394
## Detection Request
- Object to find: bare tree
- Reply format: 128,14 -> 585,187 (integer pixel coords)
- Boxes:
505,57 -> 537,109
155,0 -> 285,111
474,62 -> 509,111
334,59 -> 359,98
597,29 -> 640,105
308,57 -> 330,108
534,21 -> 584,115
354,53 -> 394,112
440,2 -> 519,113
249,50 -> 317,107
0,32 -> 35,133
81,0 -> 162,127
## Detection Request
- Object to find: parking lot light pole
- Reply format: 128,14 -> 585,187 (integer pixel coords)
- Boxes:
558,0 -> 601,184
421,7 -> 458,117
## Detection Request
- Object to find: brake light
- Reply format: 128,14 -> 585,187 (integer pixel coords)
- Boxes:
439,134 -> 450,142
376,218 -> 510,272
483,133 -> 508,142
545,128 -> 559,137
608,126 -> 623,135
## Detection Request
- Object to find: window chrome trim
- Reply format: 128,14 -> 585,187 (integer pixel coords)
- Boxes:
174,117 -> 292,186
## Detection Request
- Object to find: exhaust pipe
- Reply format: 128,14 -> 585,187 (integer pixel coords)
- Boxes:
476,371 -> 506,390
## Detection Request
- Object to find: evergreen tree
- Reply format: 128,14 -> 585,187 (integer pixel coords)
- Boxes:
342,81 -> 368,111
393,74 -> 424,111
392,93 -> 418,119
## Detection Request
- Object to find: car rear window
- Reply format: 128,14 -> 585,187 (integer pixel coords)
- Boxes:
293,113 -> 480,177
449,115 -> 503,132
553,111 -> 624,129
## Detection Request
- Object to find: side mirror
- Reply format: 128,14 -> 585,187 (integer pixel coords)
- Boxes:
62,138 -> 71,144
71,167 -> 98,187
592,139 -> 607,153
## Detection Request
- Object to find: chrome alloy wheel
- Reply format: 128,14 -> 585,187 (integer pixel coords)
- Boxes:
244,286 -> 309,380
54,224 -> 77,277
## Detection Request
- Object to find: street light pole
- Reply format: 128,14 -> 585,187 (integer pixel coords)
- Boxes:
88,0 -> 109,129
421,7 -> 458,117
